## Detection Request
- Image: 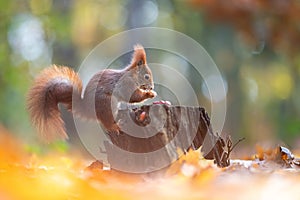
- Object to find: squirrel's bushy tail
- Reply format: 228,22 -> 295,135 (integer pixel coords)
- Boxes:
27,65 -> 82,142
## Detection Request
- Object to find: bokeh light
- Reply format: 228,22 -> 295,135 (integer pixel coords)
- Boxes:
8,14 -> 49,62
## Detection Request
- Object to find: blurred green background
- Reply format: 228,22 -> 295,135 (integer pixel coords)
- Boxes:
1,0 -> 300,150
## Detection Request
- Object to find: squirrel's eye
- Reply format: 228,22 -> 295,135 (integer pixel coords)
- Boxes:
137,60 -> 143,66
144,74 -> 150,80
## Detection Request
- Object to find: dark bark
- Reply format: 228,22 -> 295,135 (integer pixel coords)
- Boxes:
104,104 -> 231,172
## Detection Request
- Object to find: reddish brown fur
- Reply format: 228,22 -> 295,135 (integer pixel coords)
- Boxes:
27,65 -> 82,142
27,45 -> 156,142
128,44 -> 147,68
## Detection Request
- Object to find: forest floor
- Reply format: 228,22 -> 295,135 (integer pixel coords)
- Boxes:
1,128 -> 300,200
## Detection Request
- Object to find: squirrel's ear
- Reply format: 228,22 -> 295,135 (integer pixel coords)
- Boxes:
129,44 -> 146,69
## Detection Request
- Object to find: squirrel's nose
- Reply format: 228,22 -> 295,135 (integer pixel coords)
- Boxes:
151,83 -> 154,90
149,84 -> 154,90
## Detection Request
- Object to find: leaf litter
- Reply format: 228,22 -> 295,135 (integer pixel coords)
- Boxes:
1,127 -> 300,199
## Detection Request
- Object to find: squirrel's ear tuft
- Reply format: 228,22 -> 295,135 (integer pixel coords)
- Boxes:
129,44 -> 146,69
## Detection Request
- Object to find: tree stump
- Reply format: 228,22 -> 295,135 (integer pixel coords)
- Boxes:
104,104 -> 231,172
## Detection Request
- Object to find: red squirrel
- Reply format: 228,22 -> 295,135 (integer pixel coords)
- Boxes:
27,45 -> 157,142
